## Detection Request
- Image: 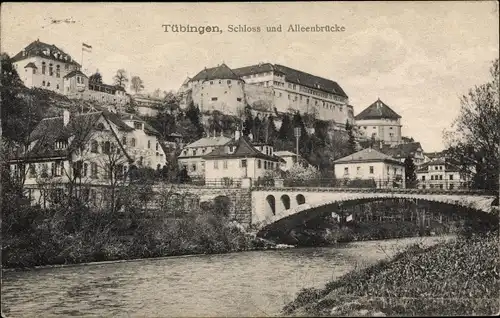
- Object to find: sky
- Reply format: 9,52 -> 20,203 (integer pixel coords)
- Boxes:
1,2 -> 498,152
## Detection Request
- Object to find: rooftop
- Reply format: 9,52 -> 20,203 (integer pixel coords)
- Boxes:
183,136 -> 232,149
190,63 -> 241,82
203,136 -> 284,162
355,98 -> 401,120
334,147 -> 403,165
380,142 -> 424,159
12,39 -> 80,67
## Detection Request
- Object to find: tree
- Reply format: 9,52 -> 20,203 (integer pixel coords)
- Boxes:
345,120 -> 357,155
404,156 -> 417,188
113,69 -> 129,88
444,58 -> 499,191
184,102 -> 204,141
89,71 -> 103,84
130,76 -> 144,94
152,88 -> 162,99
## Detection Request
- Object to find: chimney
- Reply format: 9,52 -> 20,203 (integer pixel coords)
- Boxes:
63,110 -> 70,127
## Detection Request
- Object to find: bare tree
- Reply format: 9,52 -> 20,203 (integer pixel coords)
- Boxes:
113,69 -> 129,88
130,76 -> 145,94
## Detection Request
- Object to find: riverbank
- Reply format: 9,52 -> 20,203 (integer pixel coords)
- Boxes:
283,230 -> 499,316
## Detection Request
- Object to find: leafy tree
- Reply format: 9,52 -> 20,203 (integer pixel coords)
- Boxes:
444,58 -> 499,191
184,102 -> 204,141
404,156 -> 417,188
130,76 -> 145,94
89,71 -> 103,83
345,120 -> 357,155
242,113 -> 254,137
278,114 -> 294,141
113,69 -> 129,88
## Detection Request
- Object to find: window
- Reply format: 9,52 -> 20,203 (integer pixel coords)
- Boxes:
439,166 -> 443,170
241,159 -> 247,168
227,80 -> 231,84
223,161 -> 228,169
42,62 -> 46,74
237,98 -> 242,102
102,141 -> 111,154
257,159 -> 261,169
449,175 -> 454,180
422,176 -> 426,181
369,166 -> 374,174
191,164 -> 197,172
33,68 -> 36,74
64,64 -> 69,70
56,84 -> 59,90
264,161 -> 267,169
47,81 -> 51,87
193,149 -> 197,156
449,184 -> 454,190
147,140 -> 151,149
156,143 -> 159,151
56,65 -> 60,78
344,167 -> 348,175
91,162 -> 98,178
210,81 -> 214,85
211,97 -> 218,101
214,161 -> 219,169
131,138 -> 136,147
83,163 -> 88,177
122,136 -> 127,146
49,64 -> 53,76
439,175 -> 443,180
134,122 -> 142,130
431,175 -> 434,180
90,140 -> 99,153
439,184 -> 443,189
28,164 -> 36,178
52,160 -> 63,177
435,166 -> 438,170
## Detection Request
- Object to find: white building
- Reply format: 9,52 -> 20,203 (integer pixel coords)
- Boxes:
333,148 -> 406,188
355,99 -> 402,146
274,150 -> 311,171
415,159 -> 470,190
178,134 -> 232,178
202,132 -> 284,186
8,109 -> 167,207
12,40 -> 130,110
181,63 -> 354,127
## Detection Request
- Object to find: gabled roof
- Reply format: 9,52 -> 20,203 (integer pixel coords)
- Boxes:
334,147 -> 403,165
11,39 -> 80,66
380,142 -> 423,159
233,63 -> 275,77
64,70 -> 88,79
273,64 -> 348,98
355,99 -> 401,120
117,112 -> 161,136
24,62 -> 37,69
416,159 -> 461,173
10,110 -> 133,161
203,136 -> 283,162
182,136 -> 232,149
190,63 -> 241,82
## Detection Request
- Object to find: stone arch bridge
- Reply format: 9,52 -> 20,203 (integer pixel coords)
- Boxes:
149,185 -> 497,233
251,188 -> 498,233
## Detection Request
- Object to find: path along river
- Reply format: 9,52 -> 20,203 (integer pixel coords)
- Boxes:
1,235 -> 453,317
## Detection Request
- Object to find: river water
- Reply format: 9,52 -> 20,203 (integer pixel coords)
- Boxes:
1,236 -> 453,317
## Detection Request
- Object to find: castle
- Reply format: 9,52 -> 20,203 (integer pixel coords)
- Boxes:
179,63 -> 355,129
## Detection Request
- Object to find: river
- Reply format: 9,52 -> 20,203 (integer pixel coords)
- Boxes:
1,235 -> 453,317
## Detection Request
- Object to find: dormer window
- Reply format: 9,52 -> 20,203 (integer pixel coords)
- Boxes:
54,140 -> 68,150
134,122 -> 143,130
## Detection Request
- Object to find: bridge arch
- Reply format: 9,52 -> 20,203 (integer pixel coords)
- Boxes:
296,194 -> 306,205
280,194 -> 291,211
256,194 -> 498,238
266,195 -> 276,215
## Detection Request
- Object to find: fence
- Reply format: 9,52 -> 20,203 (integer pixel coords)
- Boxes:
281,177 -> 404,189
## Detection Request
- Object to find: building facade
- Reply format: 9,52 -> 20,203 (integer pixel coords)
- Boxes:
132,93 -> 164,117
8,109 -> 167,206
355,99 -> 402,146
178,134 -> 232,178
333,148 -> 406,188
202,132 -> 283,186
415,159 -> 470,190
12,40 -> 131,110
181,63 -> 354,127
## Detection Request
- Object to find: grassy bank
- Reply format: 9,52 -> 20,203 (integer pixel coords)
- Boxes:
283,230 -> 499,316
1,183 -> 276,269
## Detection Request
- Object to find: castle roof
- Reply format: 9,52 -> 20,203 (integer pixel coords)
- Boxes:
190,63 -> 241,82
355,99 -> 401,120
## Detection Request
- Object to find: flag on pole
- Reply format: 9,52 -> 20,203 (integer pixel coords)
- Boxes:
82,43 -> 92,52
346,214 -> 353,222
